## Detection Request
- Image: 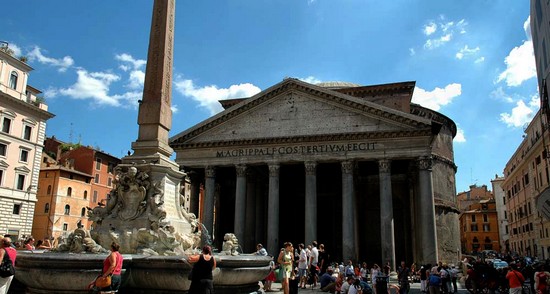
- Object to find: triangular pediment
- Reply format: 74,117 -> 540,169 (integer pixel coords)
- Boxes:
170,79 -> 433,147
14,166 -> 31,173
0,160 -> 8,169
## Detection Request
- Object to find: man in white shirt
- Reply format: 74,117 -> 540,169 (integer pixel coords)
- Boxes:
309,241 -> 319,287
298,243 -> 308,289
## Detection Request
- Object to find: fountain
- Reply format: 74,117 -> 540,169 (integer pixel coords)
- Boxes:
12,0 -> 272,293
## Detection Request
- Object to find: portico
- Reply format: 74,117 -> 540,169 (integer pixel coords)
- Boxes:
170,78 -> 460,265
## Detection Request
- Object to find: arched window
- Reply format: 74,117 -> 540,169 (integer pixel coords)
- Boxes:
64,204 -> 70,215
9,71 -> 18,90
47,185 -> 52,195
473,237 -> 479,243
83,190 -> 88,200
81,207 -> 86,217
44,203 -> 50,213
67,187 -> 72,197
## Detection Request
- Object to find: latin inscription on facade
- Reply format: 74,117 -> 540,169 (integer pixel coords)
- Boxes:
216,142 -> 375,158
164,180 -> 177,217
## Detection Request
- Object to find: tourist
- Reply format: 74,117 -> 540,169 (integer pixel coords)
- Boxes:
298,243 -> 308,289
189,245 -> 216,294
255,243 -> 267,256
345,260 -> 355,277
428,268 -> 441,294
310,241 -> 319,287
36,239 -> 52,250
319,244 -> 330,274
535,264 -> 549,294
264,260 -> 276,292
277,242 -> 294,294
449,265 -> 458,294
24,237 -> 35,250
419,264 -> 430,293
349,277 -> 363,294
320,266 -> 337,291
371,264 -> 381,294
439,264 -> 450,294
506,264 -> 525,294
397,261 -> 410,294
360,262 -> 369,282
0,237 -> 16,294
188,245 -> 216,294
99,241 -> 123,293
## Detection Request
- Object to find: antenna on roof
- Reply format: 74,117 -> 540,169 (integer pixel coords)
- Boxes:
69,122 -> 74,143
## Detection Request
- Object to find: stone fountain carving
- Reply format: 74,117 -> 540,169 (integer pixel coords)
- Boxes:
83,165 -> 200,255
221,233 -> 241,256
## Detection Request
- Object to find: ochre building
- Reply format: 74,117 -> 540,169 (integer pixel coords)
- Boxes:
170,79 -> 460,266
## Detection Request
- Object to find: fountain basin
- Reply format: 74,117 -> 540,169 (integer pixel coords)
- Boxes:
13,251 -> 272,294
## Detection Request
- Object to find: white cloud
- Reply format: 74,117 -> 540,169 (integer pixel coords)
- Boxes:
474,57 -> 485,64
454,127 -> 466,143
171,105 -> 179,114
57,69 -> 122,106
128,70 -> 145,89
115,53 -> 146,71
423,22 -> 437,36
3,42 -> 22,57
174,78 -> 261,115
308,0 -> 316,5
299,76 -> 322,84
409,48 -> 416,56
490,87 -> 514,103
500,95 -> 539,127
524,16 -> 532,41
27,46 -> 74,72
423,17 -> 467,50
496,40 -> 536,87
412,83 -> 462,111
455,45 -> 480,60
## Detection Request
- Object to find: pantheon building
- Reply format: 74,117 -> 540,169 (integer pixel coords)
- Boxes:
170,78 -> 460,267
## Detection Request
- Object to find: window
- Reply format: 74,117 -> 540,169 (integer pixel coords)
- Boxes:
16,174 -> 25,190
12,204 -> 21,215
108,177 -> 112,187
0,143 -> 6,156
23,125 -> 32,140
483,214 -> 488,222
81,207 -> 86,217
8,71 -> 17,90
483,224 -> 491,232
19,149 -> 29,162
83,190 -> 88,200
471,224 -> 479,231
93,191 -> 98,204
108,163 -> 114,173
95,158 -> 101,170
67,187 -> 72,197
504,211 -> 507,219
64,205 -> 70,215
471,215 -> 476,222
94,174 -> 99,184
0,170 -> 3,186
2,118 -> 11,133
47,185 -> 51,195
63,223 -> 68,231
44,203 -> 49,213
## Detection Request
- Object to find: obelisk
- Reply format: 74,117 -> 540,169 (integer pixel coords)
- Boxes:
127,0 -> 176,166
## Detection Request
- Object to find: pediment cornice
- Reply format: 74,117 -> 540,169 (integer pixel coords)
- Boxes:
170,79 -> 432,146
174,129 -> 432,149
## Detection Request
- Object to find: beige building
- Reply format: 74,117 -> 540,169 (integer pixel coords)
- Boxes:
0,45 -> 54,241
491,175 -> 509,252
531,0 -> 550,116
171,78 -> 460,266
503,110 -> 550,258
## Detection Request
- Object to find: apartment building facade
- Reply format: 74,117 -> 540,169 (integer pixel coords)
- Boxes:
33,137 -> 120,240
460,199 -> 501,254
0,46 -> 54,240
492,175 -> 510,252
503,110 -> 550,259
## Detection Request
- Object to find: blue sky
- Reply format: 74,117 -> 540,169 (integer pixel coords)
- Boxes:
2,1 -> 538,193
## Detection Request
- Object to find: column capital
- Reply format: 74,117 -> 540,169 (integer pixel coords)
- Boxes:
341,161 -> 354,175
268,163 -> 280,176
235,164 -> 247,177
418,156 -> 433,171
305,161 -> 317,175
378,159 -> 391,173
205,166 -> 216,178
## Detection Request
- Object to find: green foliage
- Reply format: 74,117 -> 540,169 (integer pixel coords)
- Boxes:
59,142 -> 82,153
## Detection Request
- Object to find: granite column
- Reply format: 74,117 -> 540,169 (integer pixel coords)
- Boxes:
341,161 -> 356,261
379,159 -> 396,271
305,161 -> 317,245
267,163 -> 280,256
418,156 -> 438,264
203,166 -> 216,243
234,164 -> 247,247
